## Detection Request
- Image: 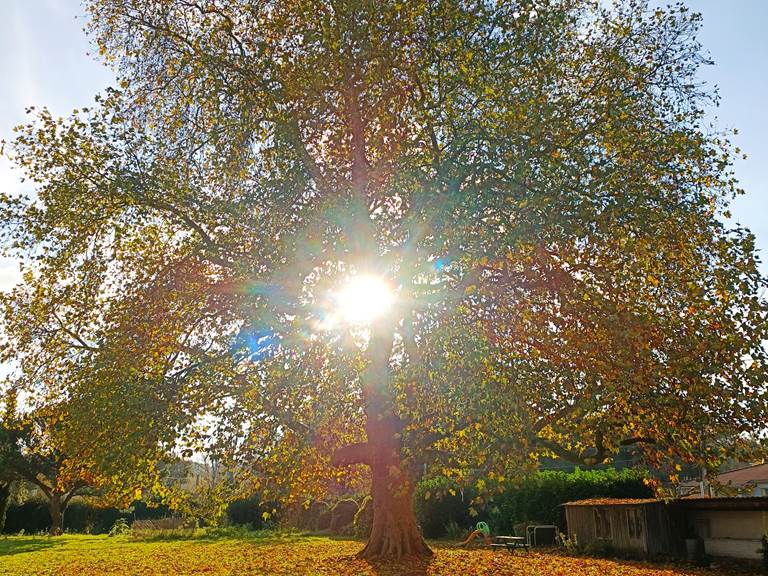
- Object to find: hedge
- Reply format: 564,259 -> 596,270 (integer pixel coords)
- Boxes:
413,476 -> 477,538
414,468 -> 652,538
226,495 -> 268,529
4,493 -> 281,534
2,499 -> 172,534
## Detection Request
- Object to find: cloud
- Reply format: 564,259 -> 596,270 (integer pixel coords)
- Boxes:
0,157 -> 31,198
0,257 -> 21,293
5,4 -> 42,116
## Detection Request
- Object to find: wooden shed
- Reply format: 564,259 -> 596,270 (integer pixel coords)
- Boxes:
563,498 -> 680,558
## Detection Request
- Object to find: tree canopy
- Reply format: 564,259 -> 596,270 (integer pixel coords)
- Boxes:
1,0 -> 766,558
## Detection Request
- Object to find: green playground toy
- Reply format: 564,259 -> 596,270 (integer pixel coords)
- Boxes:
476,521 -> 490,536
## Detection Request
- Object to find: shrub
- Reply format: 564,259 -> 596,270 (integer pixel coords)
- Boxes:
443,520 -> 466,540
558,531 -> 580,554
584,539 -> 615,558
303,501 -> 330,532
226,495 -> 269,529
3,498 -> 51,534
204,524 -> 255,540
131,519 -> 199,540
132,517 -> 192,531
108,518 -> 132,537
318,508 -> 332,531
280,500 -> 330,532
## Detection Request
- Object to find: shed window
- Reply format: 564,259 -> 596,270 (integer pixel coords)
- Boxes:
627,508 -> 642,539
594,508 -> 612,539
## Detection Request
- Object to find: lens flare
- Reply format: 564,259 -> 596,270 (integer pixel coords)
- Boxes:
334,274 -> 394,325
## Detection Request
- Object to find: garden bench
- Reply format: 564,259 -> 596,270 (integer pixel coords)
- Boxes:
491,535 -> 529,553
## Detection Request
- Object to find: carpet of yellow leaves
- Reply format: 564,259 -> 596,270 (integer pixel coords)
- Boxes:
0,535 -> 759,576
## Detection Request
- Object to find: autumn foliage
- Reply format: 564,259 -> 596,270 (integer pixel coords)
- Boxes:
0,0 -> 767,561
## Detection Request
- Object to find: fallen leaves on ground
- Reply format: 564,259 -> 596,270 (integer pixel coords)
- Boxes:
0,535 -> 759,576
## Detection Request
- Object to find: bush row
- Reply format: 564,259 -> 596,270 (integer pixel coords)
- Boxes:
414,468 -> 653,538
4,494 -> 273,535
2,499 -> 172,535
4,468 -> 651,537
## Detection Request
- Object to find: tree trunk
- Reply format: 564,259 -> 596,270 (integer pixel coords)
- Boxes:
333,317 -> 432,560
0,481 -> 11,533
48,493 -> 64,536
359,441 -> 430,559
335,77 -> 431,559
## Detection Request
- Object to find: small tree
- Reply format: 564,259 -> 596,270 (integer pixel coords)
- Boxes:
0,398 -> 95,535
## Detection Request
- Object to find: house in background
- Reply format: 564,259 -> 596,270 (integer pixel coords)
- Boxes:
712,462 -> 768,497
162,460 -> 219,492
677,462 -> 768,498
564,497 -> 768,561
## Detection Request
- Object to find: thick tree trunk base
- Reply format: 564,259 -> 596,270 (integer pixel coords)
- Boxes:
358,526 -> 432,560
339,317 -> 433,561
49,495 -> 64,536
357,456 -> 433,560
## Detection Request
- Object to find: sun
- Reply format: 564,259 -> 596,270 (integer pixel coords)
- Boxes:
333,274 -> 395,325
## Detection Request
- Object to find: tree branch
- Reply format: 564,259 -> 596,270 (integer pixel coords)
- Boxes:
331,442 -> 371,467
620,437 -> 656,446
534,437 -> 585,464
63,481 -> 89,507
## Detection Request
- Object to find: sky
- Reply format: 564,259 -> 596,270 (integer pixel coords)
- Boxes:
0,0 -> 766,293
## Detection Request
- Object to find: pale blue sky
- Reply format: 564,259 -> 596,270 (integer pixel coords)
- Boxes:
0,1 -> 766,290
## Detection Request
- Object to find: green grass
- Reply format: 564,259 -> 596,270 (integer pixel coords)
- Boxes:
0,532 -> 761,575
0,531 -> 305,575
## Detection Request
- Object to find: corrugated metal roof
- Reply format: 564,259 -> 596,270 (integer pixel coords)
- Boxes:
672,496 -> 768,510
563,496 -> 768,510
714,462 -> 768,486
563,498 -> 661,506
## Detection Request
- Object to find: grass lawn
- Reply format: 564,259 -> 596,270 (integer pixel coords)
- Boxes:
0,533 -> 761,576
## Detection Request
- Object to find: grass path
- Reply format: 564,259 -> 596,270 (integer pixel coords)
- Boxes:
0,534 -> 759,575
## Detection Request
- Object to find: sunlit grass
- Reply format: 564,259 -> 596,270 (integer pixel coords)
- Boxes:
0,533 -> 760,576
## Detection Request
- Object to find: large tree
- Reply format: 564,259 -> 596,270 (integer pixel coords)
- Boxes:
1,0 -> 766,559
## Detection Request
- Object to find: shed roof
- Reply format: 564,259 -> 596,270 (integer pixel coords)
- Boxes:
671,496 -> 768,511
563,495 -> 768,510
564,498 -> 661,507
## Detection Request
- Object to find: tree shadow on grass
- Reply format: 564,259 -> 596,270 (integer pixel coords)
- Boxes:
322,539 -> 434,576
130,526 -> 310,546
364,557 -> 432,576
0,536 -> 61,556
